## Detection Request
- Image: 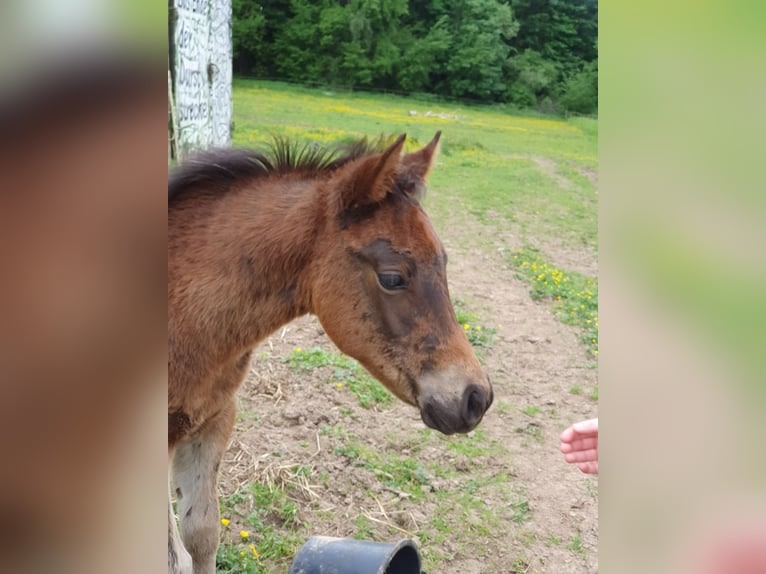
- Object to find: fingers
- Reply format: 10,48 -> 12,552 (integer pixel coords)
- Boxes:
560,436 -> 598,454
563,448 -> 598,464
559,418 -> 598,444
561,418 -> 599,474
572,418 -> 598,434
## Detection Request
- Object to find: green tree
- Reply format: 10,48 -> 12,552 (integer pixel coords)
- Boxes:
441,0 -> 518,101
506,48 -> 559,107
396,16 -> 451,93
229,0 -> 597,113
231,0 -> 267,75
559,60 -> 598,114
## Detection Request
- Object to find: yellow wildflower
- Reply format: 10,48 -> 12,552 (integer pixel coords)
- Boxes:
240,531 -> 249,539
249,544 -> 259,558
240,551 -> 245,557
296,348 -> 302,353
463,324 -> 470,330
476,326 -> 481,331
336,382 -> 343,388
221,518 -> 230,527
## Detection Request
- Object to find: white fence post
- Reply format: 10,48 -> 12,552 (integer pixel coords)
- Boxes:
169,0 -> 232,160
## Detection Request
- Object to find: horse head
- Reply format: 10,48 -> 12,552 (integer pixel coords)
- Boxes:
311,132 -> 493,434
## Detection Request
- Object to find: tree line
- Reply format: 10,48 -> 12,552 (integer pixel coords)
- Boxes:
233,0 -> 597,115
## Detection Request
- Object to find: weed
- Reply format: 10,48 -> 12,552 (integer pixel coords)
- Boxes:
509,247 -> 598,357
286,347 -> 338,372
496,400 -> 513,415
591,384 -> 599,401
567,534 -> 585,557
521,405 -> 540,416
510,556 -> 530,574
444,429 -> 504,459
546,534 -> 562,547
453,299 -> 497,349
218,481 -> 306,573
333,442 -> 362,460
235,408 -> 261,423
510,498 -> 532,523
516,422 -> 544,443
353,514 -> 375,540
517,529 -> 537,547
286,347 -> 393,409
569,384 -> 582,395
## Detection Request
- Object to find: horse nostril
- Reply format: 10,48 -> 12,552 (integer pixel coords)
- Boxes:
462,385 -> 487,427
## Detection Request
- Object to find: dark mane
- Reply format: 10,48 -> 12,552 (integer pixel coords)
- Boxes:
168,136 -> 392,206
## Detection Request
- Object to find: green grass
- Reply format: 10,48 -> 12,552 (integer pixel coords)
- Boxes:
231,78 -> 597,252
521,405 -> 540,416
510,557 -> 531,574
218,423 -> 518,573
509,246 -> 598,357
567,533 -> 586,557
218,482 -> 306,574
452,299 -> 497,349
286,347 -> 393,409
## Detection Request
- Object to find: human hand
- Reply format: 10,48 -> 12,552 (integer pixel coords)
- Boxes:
560,418 -> 598,474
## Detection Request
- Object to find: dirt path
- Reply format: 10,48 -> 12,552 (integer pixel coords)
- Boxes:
221,211 -> 598,573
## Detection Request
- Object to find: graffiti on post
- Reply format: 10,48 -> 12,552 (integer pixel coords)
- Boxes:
171,0 -> 232,158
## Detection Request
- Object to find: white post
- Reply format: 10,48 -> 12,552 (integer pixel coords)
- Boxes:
170,0 -> 232,159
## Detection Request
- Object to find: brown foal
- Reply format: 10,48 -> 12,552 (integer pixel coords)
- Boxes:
167,132 -> 493,573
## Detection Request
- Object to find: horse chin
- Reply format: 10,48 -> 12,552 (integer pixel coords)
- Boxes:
419,401 -> 470,435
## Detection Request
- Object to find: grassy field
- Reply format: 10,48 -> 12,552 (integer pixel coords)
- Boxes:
232,78 -> 598,252
217,79 -> 598,573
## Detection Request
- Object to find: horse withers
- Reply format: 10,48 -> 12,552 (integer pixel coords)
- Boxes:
168,132 -> 493,573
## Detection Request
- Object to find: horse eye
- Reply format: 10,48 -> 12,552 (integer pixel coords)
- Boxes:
377,273 -> 406,291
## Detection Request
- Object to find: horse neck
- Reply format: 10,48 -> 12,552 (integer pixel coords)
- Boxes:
216,178 -> 327,343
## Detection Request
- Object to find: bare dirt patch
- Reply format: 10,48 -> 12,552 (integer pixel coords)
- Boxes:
220,212 -> 598,573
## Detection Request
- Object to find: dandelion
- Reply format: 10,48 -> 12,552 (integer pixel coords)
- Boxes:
249,544 -> 259,558
296,348 -> 302,353
476,326 -> 482,331
336,382 -> 343,388
594,350 -> 599,356
463,324 -> 470,330
240,551 -> 245,557
240,530 -> 250,540
221,518 -> 230,527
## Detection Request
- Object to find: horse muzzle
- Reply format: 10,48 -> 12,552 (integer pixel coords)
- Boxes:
416,368 -> 493,435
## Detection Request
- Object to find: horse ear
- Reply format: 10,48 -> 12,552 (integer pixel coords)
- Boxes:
401,131 -> 441,181
339,134 -> 406,210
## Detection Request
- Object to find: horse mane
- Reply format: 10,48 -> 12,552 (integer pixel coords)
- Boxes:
168,136 -> 392,206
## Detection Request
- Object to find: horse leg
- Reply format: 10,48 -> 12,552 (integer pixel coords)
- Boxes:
171,398 -> 236,574
168,476 -> 193,574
